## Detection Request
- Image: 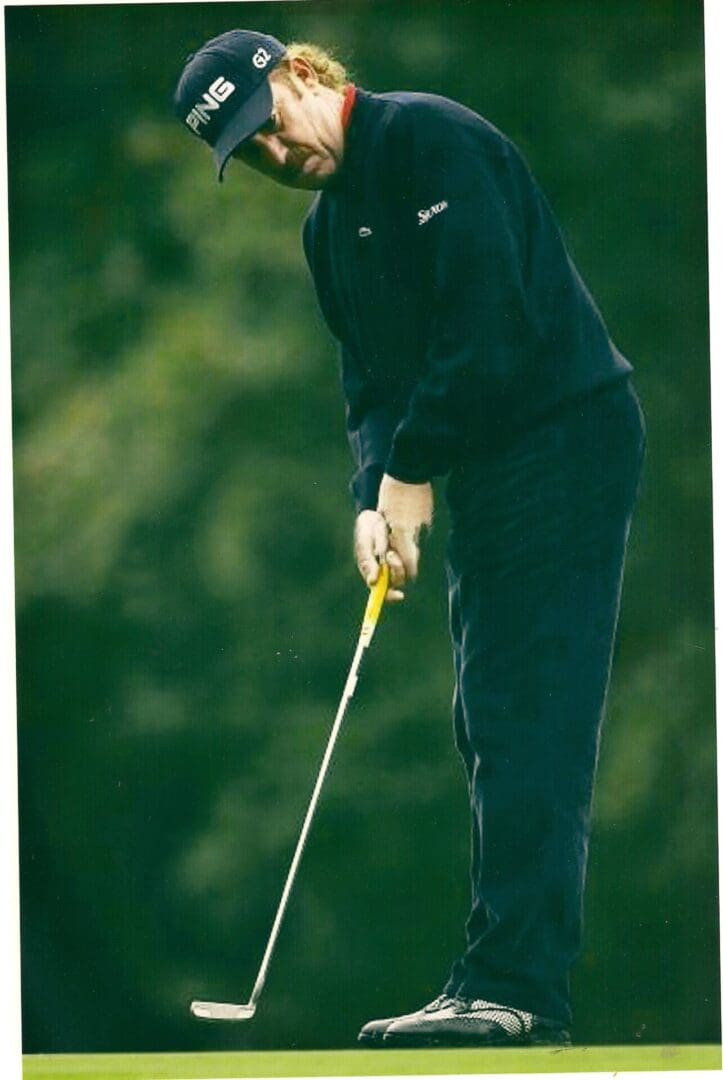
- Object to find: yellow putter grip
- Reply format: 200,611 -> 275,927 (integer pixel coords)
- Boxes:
360,562 -> 390,645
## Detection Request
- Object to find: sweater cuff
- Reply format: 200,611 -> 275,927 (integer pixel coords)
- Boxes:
383,450 -> 434,485
350,464 -> 384,513
385,426 -> 459,483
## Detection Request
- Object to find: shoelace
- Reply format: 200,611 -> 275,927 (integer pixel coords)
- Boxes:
423,993 -> 456,1013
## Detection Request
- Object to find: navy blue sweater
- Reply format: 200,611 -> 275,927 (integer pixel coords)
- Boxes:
302,89 -> 632,513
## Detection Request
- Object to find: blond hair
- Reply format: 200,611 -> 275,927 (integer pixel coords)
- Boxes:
282,41 -> 351,93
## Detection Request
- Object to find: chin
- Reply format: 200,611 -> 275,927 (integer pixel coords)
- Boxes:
290,174 -> 334,191
282,160 -> 339,191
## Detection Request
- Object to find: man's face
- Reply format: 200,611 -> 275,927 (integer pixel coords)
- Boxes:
232,62 -> 345,189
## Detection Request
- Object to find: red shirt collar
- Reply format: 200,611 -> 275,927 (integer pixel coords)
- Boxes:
341,83 -> 357,131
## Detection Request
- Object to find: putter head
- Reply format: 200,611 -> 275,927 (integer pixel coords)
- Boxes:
190,999 -> 256,1021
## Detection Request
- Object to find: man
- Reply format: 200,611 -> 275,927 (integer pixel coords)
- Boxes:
174,29 -> 645,1048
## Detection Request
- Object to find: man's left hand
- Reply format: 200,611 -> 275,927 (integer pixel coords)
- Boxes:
377,474 -> 433,585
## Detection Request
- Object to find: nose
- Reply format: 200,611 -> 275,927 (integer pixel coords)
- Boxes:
249,132 -> 287,170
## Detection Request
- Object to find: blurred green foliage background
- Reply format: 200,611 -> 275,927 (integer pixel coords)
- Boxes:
6,0 -> 718,1055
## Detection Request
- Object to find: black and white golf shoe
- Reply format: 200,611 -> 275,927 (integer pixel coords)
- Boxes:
381,995 -> 571,1047
357,993 -> 457,1046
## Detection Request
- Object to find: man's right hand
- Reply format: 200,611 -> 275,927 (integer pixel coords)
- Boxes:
353,510 -> 406,603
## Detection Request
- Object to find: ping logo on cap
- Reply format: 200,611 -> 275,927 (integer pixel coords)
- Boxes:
252,47 -> 272,69
185,75 -> 236,133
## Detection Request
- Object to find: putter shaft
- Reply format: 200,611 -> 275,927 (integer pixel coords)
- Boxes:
191,564 -> 390,1021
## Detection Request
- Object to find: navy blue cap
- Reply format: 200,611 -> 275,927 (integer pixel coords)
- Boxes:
174,30 -> 286,181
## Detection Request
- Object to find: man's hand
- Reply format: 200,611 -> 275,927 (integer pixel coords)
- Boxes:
353,510 -> 406,603
377,474 -> 433,586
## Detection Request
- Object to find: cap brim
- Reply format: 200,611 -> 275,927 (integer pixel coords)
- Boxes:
213,78 -> 274,182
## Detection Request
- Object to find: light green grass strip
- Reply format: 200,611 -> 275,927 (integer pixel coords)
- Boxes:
22,1044 -> 722,1079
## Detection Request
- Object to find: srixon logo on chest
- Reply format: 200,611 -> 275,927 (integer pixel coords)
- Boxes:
418,199 -> 449,226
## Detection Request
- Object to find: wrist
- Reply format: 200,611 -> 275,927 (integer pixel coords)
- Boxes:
377,473 -> 433,530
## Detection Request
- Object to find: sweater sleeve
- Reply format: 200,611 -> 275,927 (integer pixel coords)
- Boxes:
302,204 -> 398,513
384,113 -> 530,483
339,345 -> 399,512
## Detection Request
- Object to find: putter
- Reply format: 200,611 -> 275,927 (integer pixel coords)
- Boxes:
191,562 -> 390,1022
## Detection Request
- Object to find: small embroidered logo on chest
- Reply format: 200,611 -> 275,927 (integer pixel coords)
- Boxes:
358,226 -> 373,238
418,200 -> 449,226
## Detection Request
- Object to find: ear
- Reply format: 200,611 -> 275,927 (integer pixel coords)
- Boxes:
289,55 -> 319,86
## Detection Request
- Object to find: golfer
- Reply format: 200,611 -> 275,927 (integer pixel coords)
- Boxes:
174,30 -> 645,1048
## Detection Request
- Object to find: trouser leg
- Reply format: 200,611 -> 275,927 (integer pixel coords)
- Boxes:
442,380 -> 645,1025
443,572 -> 479,999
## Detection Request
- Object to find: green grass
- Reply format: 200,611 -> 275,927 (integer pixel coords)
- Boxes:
22,1045 -> 722,1079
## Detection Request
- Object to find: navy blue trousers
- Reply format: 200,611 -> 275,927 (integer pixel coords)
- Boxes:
442,378 -> 645,1026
